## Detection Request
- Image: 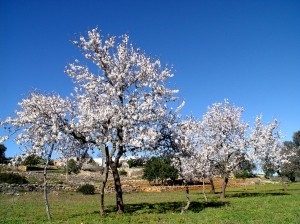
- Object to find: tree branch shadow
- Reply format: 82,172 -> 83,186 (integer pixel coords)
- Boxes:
103,200 -> 229,215
229,192 -> 289,198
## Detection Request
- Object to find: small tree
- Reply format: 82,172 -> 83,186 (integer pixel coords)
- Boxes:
22,154 -> 42,166
234,160 -> 256,190
127,158 -> 143,168
280,131 -> 300,182
67,159 -> 79,174
250,115 -> 288,191
199,100 -> 250,199
142,156 -> 178,185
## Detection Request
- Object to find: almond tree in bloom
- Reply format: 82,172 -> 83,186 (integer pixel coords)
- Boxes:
170,116 -> 203,214
64,28 -> 183,213
1,91 -> 81,220
199,99 -> 250,199
1,28 -> 183,214
249,115 -> 287,190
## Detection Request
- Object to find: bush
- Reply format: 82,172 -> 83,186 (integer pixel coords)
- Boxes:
127,158 -> 143,168
0,172 -> 29,184
77,184 -> 95,194
119,169 -> 127,176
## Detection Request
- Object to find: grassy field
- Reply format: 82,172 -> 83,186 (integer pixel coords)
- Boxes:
1,182 -> 300,223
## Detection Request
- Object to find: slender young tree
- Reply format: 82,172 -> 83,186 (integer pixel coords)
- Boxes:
170,116 -> 202,214
1,92 -> 76,220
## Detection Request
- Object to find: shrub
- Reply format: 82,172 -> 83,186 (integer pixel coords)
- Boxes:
77,184 -> 95,194
0,172 -> 29,184
119,169 -> 127,176
127,158 -> 143,168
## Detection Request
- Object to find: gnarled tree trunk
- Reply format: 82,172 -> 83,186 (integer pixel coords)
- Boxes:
181,180 -> 190,215
209,177 -> 215,194
277,171 -> 287,192
109,160 -> 124,214
220,174 -> 229,199
100,152 -> 109,216
202,177 -> 208,202
65,157 -> 69,182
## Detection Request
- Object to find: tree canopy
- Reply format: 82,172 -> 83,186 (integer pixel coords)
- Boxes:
280,130 -> 300,182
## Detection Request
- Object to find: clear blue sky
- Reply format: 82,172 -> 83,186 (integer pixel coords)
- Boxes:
1,0 -> 299,158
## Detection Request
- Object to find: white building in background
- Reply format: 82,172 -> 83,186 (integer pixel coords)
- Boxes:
92,155 -> 145,167
93,158 -> 106,166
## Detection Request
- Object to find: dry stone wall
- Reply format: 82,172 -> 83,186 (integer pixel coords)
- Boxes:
1,167 -> 262,194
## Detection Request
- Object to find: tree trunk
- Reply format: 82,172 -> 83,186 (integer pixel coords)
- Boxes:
180,180 -> 190,215
100,156 -> 109,216
220,175 -> 229,199
202,177 -> 208,202
277,171 -> 287,192
65,158 -> 68,182
209,177 -> 215,194
110,160 -> 124,214
43,145 -> 54,220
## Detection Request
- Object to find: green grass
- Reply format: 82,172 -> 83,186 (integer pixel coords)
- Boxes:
1,183 -> 300,223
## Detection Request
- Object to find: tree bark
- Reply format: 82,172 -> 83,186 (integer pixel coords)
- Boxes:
209,177 -> 215,194
220,175 -> 229,199
65,158 -> 68,182
202,177 -> 207,202
277,171 -> 287,192
180,180 -> 190,215
110,160 -> 124,214
100,152 -> 109,216
43,145 -> 54,220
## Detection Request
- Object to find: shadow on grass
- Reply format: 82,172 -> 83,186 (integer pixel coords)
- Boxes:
229,192 -> 289,198
65,201 -> 229,219
102,200 -> 229,215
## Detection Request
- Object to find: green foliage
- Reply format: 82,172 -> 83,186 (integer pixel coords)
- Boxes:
262,160 -> 276,179
234,170 -> 256,179
142,156 -> 178,185
293,130 -> 300,147
119,169 -> 127,176
67,159 -> 79,174
77,184 -> 95,194
127,158 -> 143,168
0,144 -> 7,164
0,172 -> 28,184
234,160 -> 256,179
280,135 -> 300,182
22,154 -> 43,166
